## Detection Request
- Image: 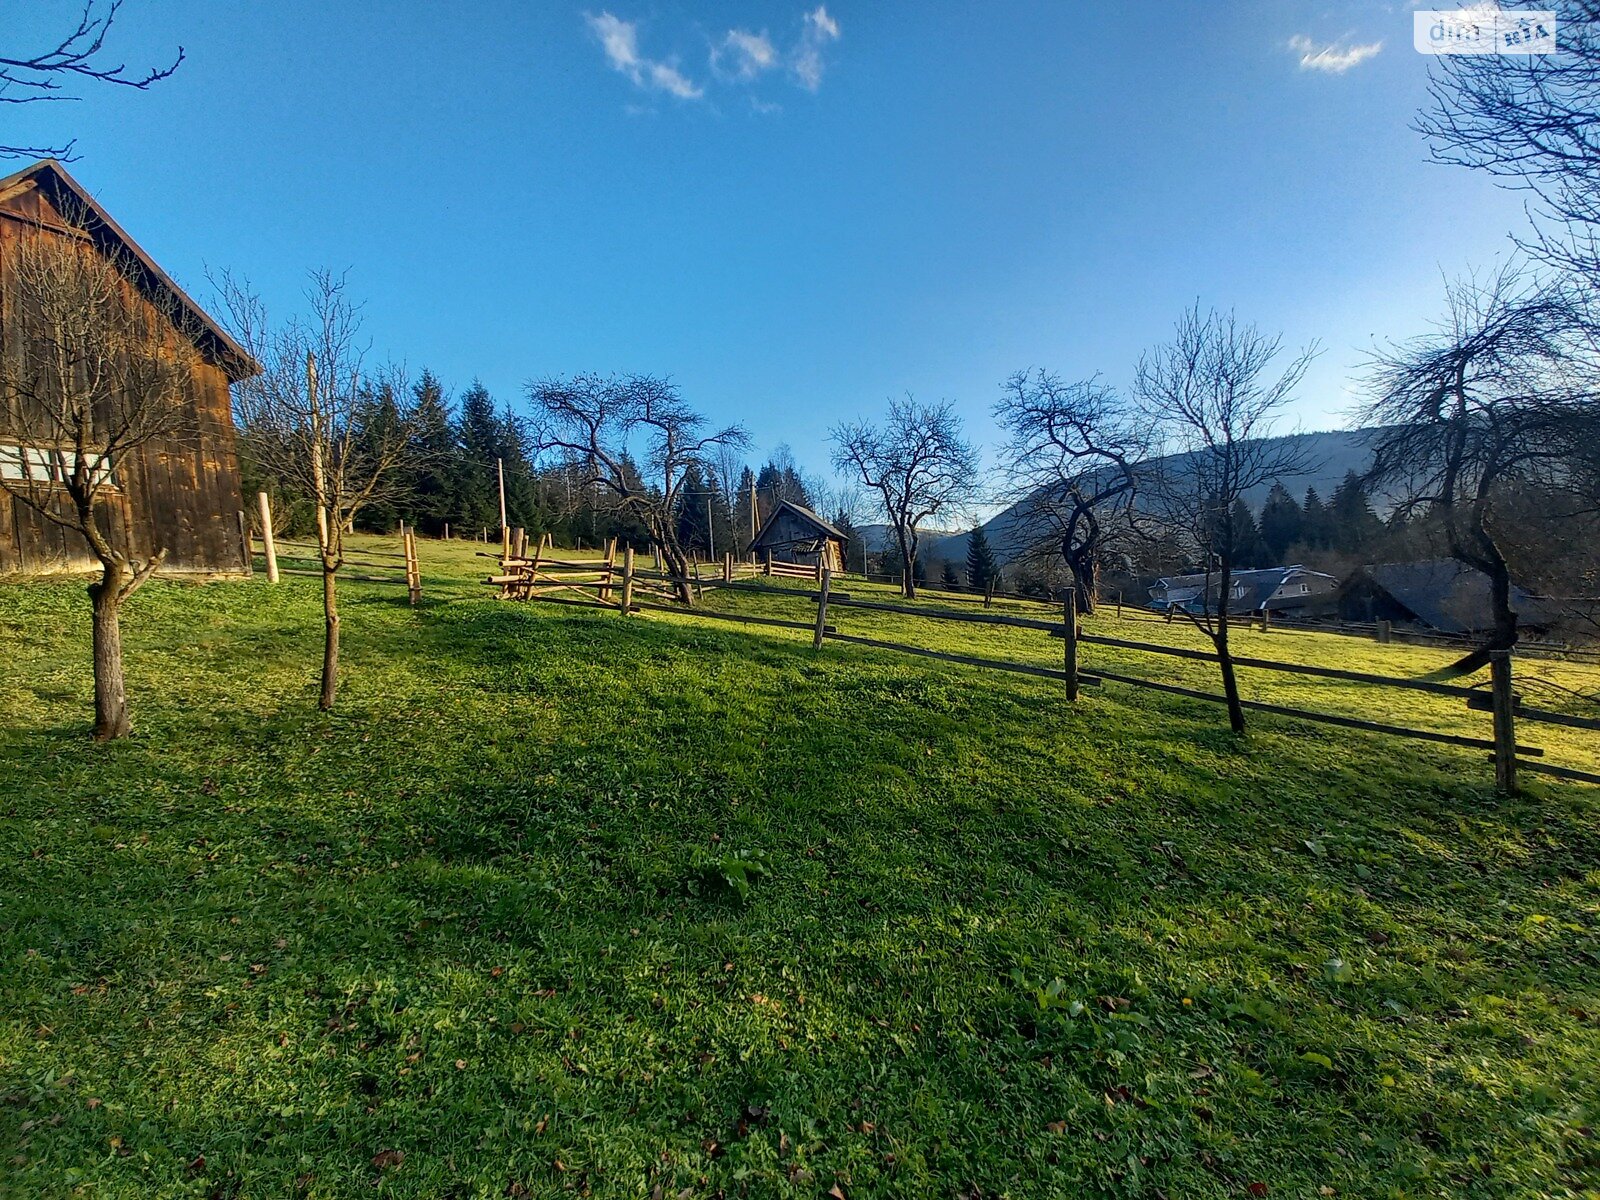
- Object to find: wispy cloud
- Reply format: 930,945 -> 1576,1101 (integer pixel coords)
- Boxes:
713,29 -> 778,82
1288,34 -> 1383,74
586,11 -> 703,99
585,7 -> 839,109
792,5 -> 842,91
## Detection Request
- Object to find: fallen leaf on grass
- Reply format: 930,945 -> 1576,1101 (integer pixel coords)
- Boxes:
371,1149 -> 404,1169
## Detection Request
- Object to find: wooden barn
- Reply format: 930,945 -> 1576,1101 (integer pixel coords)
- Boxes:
749,500 -> 847,572
0,159 -> 255,578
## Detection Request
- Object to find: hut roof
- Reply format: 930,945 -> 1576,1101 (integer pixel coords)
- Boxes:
0,159 -> 258,382
750,500 -> 848,551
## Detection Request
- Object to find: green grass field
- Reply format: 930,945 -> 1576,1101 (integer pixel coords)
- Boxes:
3,537 -> 1598,1198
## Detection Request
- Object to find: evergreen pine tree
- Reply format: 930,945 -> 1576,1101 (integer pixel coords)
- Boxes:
940,561 -> 961,590
349,382 -> 405,532
455,382 -> 503,533
1258,482 -> 1303,564
406,370 -> 457,536
1329,469 -> 1384,557
1301,487 -> 1331,551
965,525 -> 999,592
1228,498 -> 1266,569
676,462 -> 712,556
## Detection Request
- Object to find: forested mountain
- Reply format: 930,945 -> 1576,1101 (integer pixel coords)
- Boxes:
919,428 -> 1385,568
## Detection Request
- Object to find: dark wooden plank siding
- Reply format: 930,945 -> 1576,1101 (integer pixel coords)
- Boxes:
0,178 -> 247,577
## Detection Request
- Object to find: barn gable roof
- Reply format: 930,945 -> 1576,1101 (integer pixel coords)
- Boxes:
0,158 -> 258,382
1342,559 -> 1550,634
750,500 -> 848,551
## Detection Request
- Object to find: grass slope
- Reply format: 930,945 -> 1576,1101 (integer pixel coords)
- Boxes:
1,538 -> 1598,1199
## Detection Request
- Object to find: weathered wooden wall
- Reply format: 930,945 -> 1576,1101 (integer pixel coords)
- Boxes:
752,507 -> 843,571
0,178 -> 249,577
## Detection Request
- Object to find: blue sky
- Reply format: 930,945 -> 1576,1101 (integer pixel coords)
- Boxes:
10,1 -> 1531,485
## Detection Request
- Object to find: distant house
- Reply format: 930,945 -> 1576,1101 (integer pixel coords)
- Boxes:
0,159 -> 257,577
749,500 -> 846,572
1149,565 -> 1339,616
1337,560 -> 1554,635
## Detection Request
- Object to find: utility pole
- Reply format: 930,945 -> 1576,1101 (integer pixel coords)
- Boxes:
497,457 -> 508,532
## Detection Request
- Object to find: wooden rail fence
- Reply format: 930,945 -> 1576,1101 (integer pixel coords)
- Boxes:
250,493 -> 421,604
480,544 -> 1599,792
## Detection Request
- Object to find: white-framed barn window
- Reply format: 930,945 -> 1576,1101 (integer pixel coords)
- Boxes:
0,445 -> 114,487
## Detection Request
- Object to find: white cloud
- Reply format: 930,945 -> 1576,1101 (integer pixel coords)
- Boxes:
586,11 -> 703,99
1287,34 -> 1383,73
713,29 -> 778,82
792,5 -> 842,91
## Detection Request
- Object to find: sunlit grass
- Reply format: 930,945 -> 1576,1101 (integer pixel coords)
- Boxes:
1,537 -> 1597,1198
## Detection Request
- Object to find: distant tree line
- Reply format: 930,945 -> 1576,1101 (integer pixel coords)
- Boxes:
241,368 -> 838,560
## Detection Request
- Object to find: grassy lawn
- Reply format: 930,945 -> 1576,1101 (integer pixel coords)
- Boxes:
2,537 -> 1598,1198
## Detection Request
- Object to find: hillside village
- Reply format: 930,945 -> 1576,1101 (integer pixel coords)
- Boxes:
2,4 -> 1600,1198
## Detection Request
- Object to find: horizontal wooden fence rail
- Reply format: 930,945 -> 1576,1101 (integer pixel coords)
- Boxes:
1073,632 -> 1482,699
248,494 -> 420,604
470,540 -> 1595,792
827,630 -> 1102,687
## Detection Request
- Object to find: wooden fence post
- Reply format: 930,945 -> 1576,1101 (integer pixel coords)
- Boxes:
1491,650 -> 1517,793
813,567 -> 832,650
723,552 -> 732,583
764,550 -> 773,577
1116,590 -> 1123,619
1259,608 -> 1271,633
692,560 -> 703,601
984,581 -> 994,609
237,510 -> 253,576
653,544 -> 662,572
620,546 -> 635,614
1063,590 -> 1080,702
1377,619 -> 1392,645
257,491 -> 279,584
405,530 -> 421,605
598,538 -> 617,602
444,522 -> 449,540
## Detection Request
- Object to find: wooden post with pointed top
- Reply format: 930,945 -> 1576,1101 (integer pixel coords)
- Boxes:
257,492 -> 279,584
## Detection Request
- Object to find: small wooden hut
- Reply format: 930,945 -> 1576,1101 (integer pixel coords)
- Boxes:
749,500 -> 846,572
0,159 -> 256,577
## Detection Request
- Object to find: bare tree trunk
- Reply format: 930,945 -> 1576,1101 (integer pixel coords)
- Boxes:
898,527 -> 917,599
88,563 -> 131,740
320,560 -> 340,710
1065,546 -> 1099,616
1213,561 -> 1246,734
663,542 -> 694,605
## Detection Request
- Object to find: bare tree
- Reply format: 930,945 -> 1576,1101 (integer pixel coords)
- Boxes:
831,396 -> 978,598
216,270 -> 414,710
1135,305 -> 1315,734
526,373 -> 748,603
1364,266 -> 1595,669
995,369 -> 1147,614
3,1 -> 184,160
0,214 -> 203,738
1418,3 -> 1600,278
